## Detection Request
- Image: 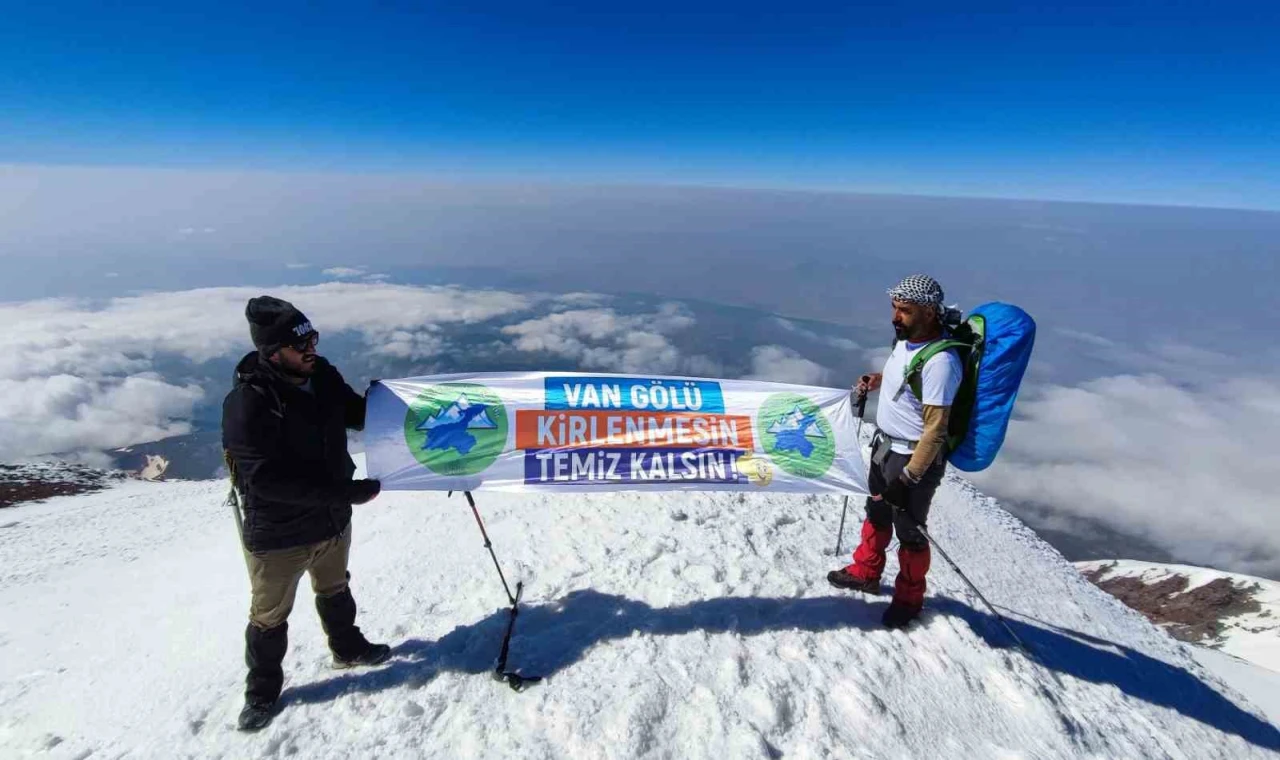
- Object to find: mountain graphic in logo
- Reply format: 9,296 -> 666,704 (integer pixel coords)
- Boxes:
765,405 -> 828,459
757,393 -> 835,479
404,384 -> 508,476
416,394 -> 499,456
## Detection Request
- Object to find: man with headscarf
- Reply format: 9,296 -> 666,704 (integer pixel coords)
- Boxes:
828,275 -> 964,629
223,295 -> 388,731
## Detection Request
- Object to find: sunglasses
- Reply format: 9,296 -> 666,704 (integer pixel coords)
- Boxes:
286,333 -> 320,353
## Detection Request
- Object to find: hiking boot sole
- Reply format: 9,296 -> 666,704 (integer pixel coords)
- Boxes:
332,644 -> 392,670
827,571 -> 884,595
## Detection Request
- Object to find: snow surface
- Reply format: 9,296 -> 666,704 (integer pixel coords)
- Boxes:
2,466 -> 1278,758
1190,648 -> 1280,729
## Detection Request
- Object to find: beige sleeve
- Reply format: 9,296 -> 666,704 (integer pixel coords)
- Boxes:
905,404 -> 950,480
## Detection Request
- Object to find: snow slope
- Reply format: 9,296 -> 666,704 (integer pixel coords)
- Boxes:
1191,648 -> 1280,731
1076,559 -> 1280,672
1077,559 -> 1280,728
1,468 -> 1277,758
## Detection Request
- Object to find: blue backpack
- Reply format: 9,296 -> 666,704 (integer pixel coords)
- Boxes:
901,302 -> 1036,472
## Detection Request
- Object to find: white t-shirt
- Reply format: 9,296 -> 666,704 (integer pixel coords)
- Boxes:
876,339 -> 964,454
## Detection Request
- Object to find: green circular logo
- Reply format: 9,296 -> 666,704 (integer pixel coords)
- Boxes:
403,383 -> 509,476
757,393 -> 836,479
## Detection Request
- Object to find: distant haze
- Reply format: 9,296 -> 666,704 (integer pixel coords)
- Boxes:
2,166 -> 1279,577
4,166 -> 1278,359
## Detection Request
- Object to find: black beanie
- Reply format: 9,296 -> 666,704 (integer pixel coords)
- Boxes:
245,296 -> 315,355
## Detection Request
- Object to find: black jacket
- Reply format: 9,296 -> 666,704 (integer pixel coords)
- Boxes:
222,351 -> 366,552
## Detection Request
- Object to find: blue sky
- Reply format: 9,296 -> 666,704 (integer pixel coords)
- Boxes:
2,1 -> 1278,207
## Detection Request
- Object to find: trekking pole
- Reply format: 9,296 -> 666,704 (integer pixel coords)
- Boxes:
450,490 -> 542,691
222,451 -> 249,554
897,507 -> 1032,656
834,389 -> 869,556
461,490 -> 516,606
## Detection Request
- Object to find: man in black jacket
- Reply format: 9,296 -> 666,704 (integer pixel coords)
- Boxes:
223,295 -> 387,732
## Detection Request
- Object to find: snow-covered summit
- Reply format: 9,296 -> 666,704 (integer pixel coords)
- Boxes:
417,394 -> 498,431
1,470 -> 1276,758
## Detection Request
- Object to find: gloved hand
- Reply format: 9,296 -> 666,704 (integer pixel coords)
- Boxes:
881,470 -> 918,510
345,479 -> 382,505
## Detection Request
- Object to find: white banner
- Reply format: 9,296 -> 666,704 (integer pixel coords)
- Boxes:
365,371 -> 869,496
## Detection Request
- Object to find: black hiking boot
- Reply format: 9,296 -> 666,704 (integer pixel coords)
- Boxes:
242,622 -> 286,731
316,589 -> 390,669
237,700 -> 277,732
882,602 -> 921,629
827,567 -> 882,594
332,642 -> 392,670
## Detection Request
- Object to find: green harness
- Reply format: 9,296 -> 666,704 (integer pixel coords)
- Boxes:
894,314 -> 987,454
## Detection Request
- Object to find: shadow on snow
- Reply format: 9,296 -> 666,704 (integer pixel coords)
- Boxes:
282,589 -> 1279,751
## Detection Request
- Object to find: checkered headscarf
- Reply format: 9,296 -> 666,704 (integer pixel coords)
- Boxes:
887,274 -> 945,313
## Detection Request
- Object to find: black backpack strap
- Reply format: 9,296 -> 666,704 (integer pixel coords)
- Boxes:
241,379 -> 286,419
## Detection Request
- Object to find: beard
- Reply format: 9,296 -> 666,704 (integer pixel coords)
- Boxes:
278,354 -> 318,378
893,322 -> 909,341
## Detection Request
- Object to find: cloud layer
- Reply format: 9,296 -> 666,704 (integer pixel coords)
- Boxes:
971,372 -> 1280,577
0,283 -> 537,459
501,303 -> 697,374
5,275 -> 1273,579
744,345 -> 831,386
0,374 -> 204,463
0,284 -> 759,460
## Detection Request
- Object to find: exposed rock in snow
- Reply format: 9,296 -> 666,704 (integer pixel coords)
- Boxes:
0,462 -> 125,509
1078,560 -> 1279,669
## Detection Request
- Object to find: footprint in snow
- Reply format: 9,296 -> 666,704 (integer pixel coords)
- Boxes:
403,701 -> 426,718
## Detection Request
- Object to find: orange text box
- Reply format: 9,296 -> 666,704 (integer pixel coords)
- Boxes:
516,410 -> 755,451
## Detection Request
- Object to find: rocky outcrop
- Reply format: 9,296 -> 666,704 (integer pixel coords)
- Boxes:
1081,561 -> 1263,645
0,463 -> 126,509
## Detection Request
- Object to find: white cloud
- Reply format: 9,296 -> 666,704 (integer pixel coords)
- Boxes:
683,355 -> 725,379
773,317 -> 860,351
501,303 -> 694,374
370,329 -> 445,360
863,345 -> 893,372
286,263 -> 311,270
322,266 -> 366,278
743,345 -> 831,386
323,266 -> 392,282
0,374 -> 203,461
0,283 -> 534,378
550,292 -> 609,310
971,373 -> 1280,577
0,283 -> 536,457
0,286 -> 710,458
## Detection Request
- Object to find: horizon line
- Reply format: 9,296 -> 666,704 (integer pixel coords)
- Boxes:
4,160 -> 1278,215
